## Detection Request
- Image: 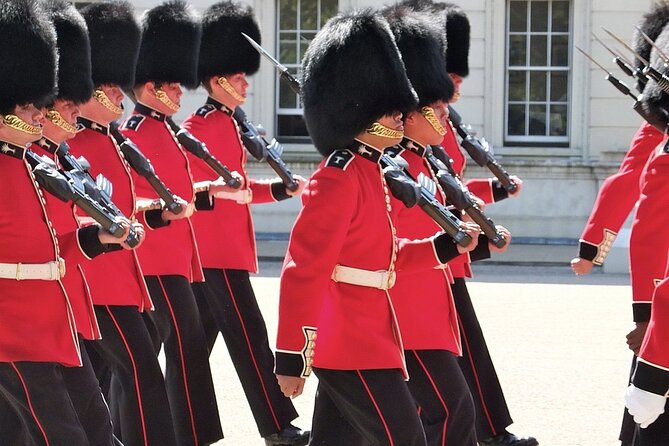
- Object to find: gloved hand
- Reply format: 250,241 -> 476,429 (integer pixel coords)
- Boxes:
625,384 -> 667,428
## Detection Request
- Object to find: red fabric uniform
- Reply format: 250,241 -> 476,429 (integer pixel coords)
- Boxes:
31,139 -> 101,341
275,144 -> 458,378
181,99 -> 282,272
0,143 -> 81,366
579,122 -> 665,266
120,105 -> 203,282
390,139 -> 460,354
68,118 -> 153,310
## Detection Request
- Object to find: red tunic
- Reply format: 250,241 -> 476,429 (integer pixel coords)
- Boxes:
30,140 -> 101,340
276,144 -> 456,378
390,139 -> 460,354
579,122 -> 665,265
182,99 -> 280,272
120,105 -> 203,282
0,143 -> 81,366
68,119 -> 153,310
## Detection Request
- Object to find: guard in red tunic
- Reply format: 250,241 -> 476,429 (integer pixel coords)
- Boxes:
275,10 -> 473,445
181,2 -> 308,444
69,2 -> 179,444
120,2 -> 223,444
0,1 -> 92,443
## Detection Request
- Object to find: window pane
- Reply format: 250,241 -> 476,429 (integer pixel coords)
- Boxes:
530,35 -> 547,66
551,71 -> 568,101
279,0 -> 297,29
510,1 -> 527,32
550,104 -> 568,136
508,70 -> 527,101
529,104 -> 547,135
530,1 -> 548,32
278,114 -> 309,138
551,35 -> 569,66
530,71 -> 547,101
279,38 -> 298,65
508,104 -> 526,135
321,0 -> 338,26
552,1 -> 570,32
509,35 -> 527,66
301,0 -> 317,30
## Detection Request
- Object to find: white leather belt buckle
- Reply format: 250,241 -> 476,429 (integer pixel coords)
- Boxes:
214,189 -> 252,204
0,258 -> 66,281
331,264 -> 396,290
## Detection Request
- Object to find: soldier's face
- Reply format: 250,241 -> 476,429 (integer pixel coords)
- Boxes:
0,103 -> 44,145
405,101 -> 449,146
154,82 -> 182,115
449,74 -> 463,102
43,99 -> 80,142
358,112 -> 404,149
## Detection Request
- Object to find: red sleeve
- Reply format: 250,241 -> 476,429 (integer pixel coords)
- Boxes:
466,178 -> 495,204
249,178 -> 281,204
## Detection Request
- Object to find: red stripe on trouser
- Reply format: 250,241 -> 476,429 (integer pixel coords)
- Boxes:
11,363 -> 50,446
105,306 -> 149,446
157,276 -> 199,445
356,370 -> 394,446
222,270 -> 281,430
411,351 -> 449,446
457,313 -> 496,433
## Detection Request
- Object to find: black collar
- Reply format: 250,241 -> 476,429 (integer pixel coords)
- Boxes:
0,140 -> 26,159
78,117 -> 109,135
349,140 -> 383,164
399,137 -> 427,157
206,97 -> 234,116
135,102 -> 167,122
36,136 -> 59,154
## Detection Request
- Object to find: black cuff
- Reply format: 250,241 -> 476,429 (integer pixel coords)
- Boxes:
275,351 -> 306,377
103,243 -> 124,253
144,209 -> 171,230
633,302 -> 652,322
578,241 -> 598,262
77,226 -> 107,259
194,190 -> 214,211
271,180 -> 292,202
470,234 -> 491,262
491,180 -> 509,202
632,360 -> 669,396
433,233 -> 461,264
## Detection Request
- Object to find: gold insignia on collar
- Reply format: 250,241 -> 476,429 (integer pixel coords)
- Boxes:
1,143 -> 15,154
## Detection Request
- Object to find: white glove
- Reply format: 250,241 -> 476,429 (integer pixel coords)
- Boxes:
624,384 -> 667,428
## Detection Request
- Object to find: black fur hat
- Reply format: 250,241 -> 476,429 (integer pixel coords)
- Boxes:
42,0 -> 93,104
633,1 -> 669,91
199,0 -> 261,83
640,22 -> 669,130
384,6 -> 454,107
135,0 -> 201,89
0,0 -> 57,114
80,1 -> 141,90
302,9 -> 418,156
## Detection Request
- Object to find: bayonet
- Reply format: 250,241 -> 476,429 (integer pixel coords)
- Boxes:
242,32 -> 302,95
635,25 -> 669,64
576,46 -> 638,100
601,27 -> 650,66
592,32 -> 635,77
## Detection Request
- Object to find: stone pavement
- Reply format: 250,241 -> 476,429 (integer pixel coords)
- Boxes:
207,263 -> 634,445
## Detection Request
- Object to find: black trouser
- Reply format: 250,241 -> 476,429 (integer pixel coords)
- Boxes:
633,401 -> 669,446
192,268 -> 298,437
0,361 -> 90,445
87,305 -> 177,446
451,278 -> 513,440
620,356 -> 637,445
406,349 -> 477,446
310,367 -> 427,446
144,274 -> 223,446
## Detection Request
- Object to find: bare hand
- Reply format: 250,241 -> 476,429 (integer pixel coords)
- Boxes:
276,375 -> 306,399
209,172 -> 245,197
508,175 -> 523,198
571,257 -> 594,276
626,322 -> 649,355
120,222 -> 146,250
287,175 -> 308,197
457,222 -> 480,254
98,217 -> 131,245
490,225 -> 511,253
161,197 -> 192,221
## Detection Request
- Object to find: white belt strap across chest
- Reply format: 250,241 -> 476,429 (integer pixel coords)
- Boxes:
331,264 -> 396,290
0,258 -> 66,281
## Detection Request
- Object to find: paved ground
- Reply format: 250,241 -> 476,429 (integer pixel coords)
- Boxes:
207,262 -> 635,445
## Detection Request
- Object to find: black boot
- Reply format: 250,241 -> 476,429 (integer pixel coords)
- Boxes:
263,424 -> 310,446
479,431 -> 538,446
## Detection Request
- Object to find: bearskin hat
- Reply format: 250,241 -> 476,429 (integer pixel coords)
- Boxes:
633,1 -> 669,92
198,1 -> 261,84
42,0 -> 93,104
640,22 -> 669,130
302,9 -> 417,156
384,6 -> 454,107
80,1 -> 141,91
135,0 -> 201,89
0,0 -> 57,114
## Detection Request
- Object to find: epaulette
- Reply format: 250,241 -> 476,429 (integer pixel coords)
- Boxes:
325,150 -> 354,170
195,104 -> 216,118
122,115 -> 145,132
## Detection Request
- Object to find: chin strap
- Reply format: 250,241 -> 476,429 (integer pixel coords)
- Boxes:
1,114 -> 41,135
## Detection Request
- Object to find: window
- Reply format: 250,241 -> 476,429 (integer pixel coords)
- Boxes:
276,0 -> 338,141
505,0 -> 571,146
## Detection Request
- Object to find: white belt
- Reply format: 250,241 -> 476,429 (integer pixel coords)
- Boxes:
0,258 -> 66,281
331,264 -> 396,290
214,189 -> 252,204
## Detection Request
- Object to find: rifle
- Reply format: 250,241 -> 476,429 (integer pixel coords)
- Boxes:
447,106 -> 517,193
232,107 -> 298,191
164,118 -> 243,190
25,149 -> 125,238
108,122 -> 183,214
